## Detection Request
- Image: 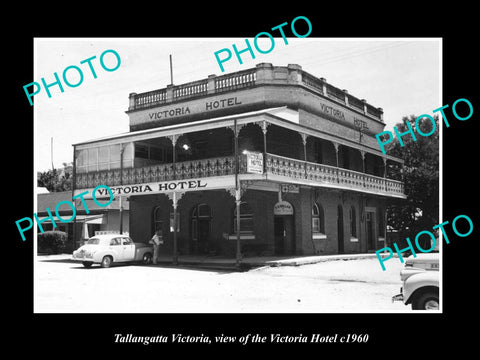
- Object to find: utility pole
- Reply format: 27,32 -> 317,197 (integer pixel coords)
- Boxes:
51,137 -> 55,170
169,54 -> 174,85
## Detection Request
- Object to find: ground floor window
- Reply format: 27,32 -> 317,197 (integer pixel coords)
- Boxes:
312,202 -> 325,234
350,206 -> 357,237
233,202 -> 254,233
191,203 -> 211,241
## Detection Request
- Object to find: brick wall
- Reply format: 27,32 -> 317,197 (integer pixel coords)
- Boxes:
129,187 -> 387,258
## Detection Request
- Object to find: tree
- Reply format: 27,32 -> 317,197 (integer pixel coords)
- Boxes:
385,115 -> 439,246
37,162 -> 73,192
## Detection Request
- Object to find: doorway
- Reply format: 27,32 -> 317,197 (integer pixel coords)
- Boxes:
191,203 -> 212,254
337,205 -> 344,254
366,211 -> 376,251
274,215 -> 295,255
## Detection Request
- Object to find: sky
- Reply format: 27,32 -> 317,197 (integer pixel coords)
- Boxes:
34,37 -> 441,172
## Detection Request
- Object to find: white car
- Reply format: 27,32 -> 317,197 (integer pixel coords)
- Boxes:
392,252 -> 439,310
72,234 -> 153,268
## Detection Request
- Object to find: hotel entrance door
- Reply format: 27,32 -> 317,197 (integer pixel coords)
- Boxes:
274,215 -> 295,255
366,211 -> 375,251
191,203 -> 211,254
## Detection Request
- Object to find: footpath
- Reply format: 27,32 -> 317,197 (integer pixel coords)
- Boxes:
38,253 -> 381,272
155,253 -> 380,271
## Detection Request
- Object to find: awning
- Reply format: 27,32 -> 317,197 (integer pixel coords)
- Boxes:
37,214 -> 104,224
84,215 -> 104,224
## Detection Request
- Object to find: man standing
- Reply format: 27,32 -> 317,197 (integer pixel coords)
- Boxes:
149,230 -> 163,264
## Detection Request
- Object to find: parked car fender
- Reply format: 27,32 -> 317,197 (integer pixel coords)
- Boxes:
93,249 -> 114,263
403,271 -> 439,305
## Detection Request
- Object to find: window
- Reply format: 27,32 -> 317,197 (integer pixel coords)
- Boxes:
76,143 -> 133,173
122,237 -> 133,245
98,146 -> 110,170
233,202 -> 254,233
110,238 -> 121,246
350,206 -> 357,237
87,148 -> 98,172
312,203 -> 325,234
191,204 -> 212,241
196,204 -> 211,218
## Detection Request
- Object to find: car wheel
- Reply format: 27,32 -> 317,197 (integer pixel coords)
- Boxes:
82,261 -> 93,268
412,291 -> 439,310
142,252 -> 153,265
101,256 -> 113,268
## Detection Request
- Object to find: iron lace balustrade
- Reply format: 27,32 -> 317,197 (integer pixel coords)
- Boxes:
266,153 -> 404,197
75,156 -> 237,189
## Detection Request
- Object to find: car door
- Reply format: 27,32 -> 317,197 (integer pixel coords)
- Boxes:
109,237 -> 123,261
121,236 -> 136,261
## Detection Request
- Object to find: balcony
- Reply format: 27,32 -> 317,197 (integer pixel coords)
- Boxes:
75,153 -> 404,198
267,154 -> 404,197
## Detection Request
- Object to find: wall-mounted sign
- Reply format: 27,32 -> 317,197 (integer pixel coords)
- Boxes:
147,96 -> 243,121
281,184 -> 299,193
274,200 -> 294,216
245,151 -> 264,174
320,103 -> 345,121
354,117 -> 369,130
74,176 -> 236,199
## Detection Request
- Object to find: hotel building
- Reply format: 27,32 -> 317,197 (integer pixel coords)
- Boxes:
72,63 -> 405,261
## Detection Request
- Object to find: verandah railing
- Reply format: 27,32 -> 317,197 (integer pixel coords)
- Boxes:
266,153 -> 404,196
76,153 -> 404,197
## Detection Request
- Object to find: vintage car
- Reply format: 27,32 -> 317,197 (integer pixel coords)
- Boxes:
72,234 -> 153,268
392,252 -> 439,310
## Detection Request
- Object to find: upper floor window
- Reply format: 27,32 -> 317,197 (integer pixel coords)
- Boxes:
76,143 -> 134,173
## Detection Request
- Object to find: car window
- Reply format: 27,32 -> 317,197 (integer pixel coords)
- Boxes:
110,238 -> 121,246
87,238 -> 100,245
122,237 -> 133,245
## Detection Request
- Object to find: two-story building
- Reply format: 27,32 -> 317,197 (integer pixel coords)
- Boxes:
72,63 -> 405,263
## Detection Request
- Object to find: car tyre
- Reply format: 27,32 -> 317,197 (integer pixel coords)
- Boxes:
412,291 -> 439,310
101,256 -> 113,268
142,252 -> 153,265
82,261 -> 93,268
